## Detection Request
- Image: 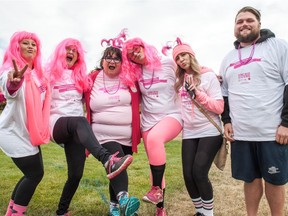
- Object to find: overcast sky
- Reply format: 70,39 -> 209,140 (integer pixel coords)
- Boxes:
0,0 -> 287,73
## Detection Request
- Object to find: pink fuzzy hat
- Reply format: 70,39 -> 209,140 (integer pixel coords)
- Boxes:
172,38 -> 195,61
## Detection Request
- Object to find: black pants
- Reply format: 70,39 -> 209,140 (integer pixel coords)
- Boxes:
53,116 -> 111,215
182,135 -> 222,200
11,150 -> 44,206
102,141 -> 133,203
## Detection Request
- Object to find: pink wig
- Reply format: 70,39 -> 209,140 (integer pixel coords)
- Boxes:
46,38 -> 91,92
121,37 -> 161,87
0,31 -> 46,81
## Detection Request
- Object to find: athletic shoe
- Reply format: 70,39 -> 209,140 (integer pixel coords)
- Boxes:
156,207 -> 167,216
108,205 -> 120,216
193,213 -> 205,216
119,194 -> 140,216
106,152 -> 133,180
142,186 -> 163,205
56,212 -> 71,216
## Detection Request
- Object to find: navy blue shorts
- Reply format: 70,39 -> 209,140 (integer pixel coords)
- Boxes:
231,140 -> 288,185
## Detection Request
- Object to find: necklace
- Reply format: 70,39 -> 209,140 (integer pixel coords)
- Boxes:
238,42 -> 256,66
142,69 -> 155,90
102,71 -> 121,95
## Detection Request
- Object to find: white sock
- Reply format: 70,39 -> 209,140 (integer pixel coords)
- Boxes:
202,198 -> 214,216
192,197 -> 203,213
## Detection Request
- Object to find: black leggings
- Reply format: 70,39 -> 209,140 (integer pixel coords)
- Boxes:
102,141 -> 133,203
182,135 -> 222,200
11,150 -> 44,206
53,116 -> 111,215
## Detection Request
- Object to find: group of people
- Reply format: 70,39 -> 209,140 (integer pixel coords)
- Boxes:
0,5 -> 288,216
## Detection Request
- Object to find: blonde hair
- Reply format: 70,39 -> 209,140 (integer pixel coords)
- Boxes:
174,54 -> 201,92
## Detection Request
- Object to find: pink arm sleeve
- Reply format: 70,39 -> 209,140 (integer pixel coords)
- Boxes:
7,78 -> 24,95
195,90 -> 224,114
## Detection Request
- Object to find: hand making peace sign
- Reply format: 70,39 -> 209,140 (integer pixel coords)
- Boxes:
8,59 -> 28,82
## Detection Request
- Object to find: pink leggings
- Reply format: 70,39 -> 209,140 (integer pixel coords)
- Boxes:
143,117 -> 182,188
142,116 -> 182,165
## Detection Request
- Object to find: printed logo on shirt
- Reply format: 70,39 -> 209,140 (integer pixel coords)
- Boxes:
238,72 -> 251,84
53,84 -> 81,102
108,95 -> 120,103
183,100 -> 192,109
180,89 -> 192,109
147,90 -> 159,98
180,88 -> 187,97
139,77 -> 167,88
54,84 -> 77,92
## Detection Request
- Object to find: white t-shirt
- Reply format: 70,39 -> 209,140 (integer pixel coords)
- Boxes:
139,56 -> 182,131
0,69 -> 46,157
49,69 -> 84,141
220,38 -> 288,141
90,70 -> 132,146
181,71 -> 223,139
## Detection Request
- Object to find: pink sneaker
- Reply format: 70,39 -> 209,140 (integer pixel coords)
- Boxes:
106,152 -> 133,180
142,186 -> 163,205
156,207 -> 167,216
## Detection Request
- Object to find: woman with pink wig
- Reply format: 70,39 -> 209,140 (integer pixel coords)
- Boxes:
47,38 -> 133,216
122,38 -> 182,216
169,38 -> 223,216
0,31 -> 50,216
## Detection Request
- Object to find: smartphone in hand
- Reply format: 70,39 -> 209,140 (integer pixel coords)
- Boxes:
185,81 -> 195,99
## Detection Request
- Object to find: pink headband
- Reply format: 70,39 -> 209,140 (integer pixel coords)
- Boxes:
101,28 -> 127,49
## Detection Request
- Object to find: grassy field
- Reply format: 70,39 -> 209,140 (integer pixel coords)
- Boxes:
0,140 -> 288,216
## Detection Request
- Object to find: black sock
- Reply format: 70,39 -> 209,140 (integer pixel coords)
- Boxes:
150,164 -> 166,187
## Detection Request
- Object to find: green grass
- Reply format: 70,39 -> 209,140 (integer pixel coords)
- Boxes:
2,140 -> 287,215
0,140 -> 184,216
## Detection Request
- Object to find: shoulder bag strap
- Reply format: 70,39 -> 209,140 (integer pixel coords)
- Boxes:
191,98 -> 223,135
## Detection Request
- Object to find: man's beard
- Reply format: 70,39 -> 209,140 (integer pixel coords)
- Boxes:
236,31 -> 259,43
